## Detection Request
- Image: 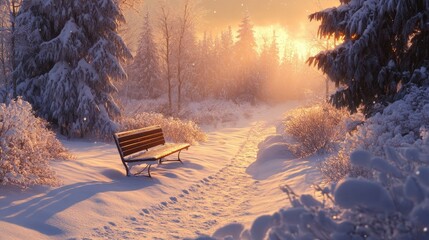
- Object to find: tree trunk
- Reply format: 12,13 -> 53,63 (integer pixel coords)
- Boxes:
11,0 -> 18,99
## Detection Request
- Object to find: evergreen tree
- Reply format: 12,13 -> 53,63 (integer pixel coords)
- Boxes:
308,0 -> 429,114
234,14 -> 259,102
128,11 -> 161,99
14,0 -> 131,137
235,14 -> 257,65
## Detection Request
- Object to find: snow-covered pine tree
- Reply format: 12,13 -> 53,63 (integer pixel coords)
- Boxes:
234,14 -> 259,102
235,14 -> 257,65
308,0 -> 429,115
14,0 -> 131,137
128,11 -> 161,99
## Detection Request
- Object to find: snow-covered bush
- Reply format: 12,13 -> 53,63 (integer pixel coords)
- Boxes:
283,102 -> 349,157
322,86 -> 429,182
356,86 -> 429,156
320,146 -> 371,183
178,100 -> 253,127
0,99 -> 71,188
207,141 -> 429,240
119,112 -> 206,144
121,98 -> 253,127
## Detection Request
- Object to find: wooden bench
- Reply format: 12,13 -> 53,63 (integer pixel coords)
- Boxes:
113,125 -> 190,177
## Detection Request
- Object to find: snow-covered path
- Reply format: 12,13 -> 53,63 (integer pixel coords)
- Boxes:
0,102 -> 322,240
91,121 -> 273,239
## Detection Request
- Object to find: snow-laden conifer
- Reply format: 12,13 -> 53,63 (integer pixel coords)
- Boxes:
309,0 -> 429,115
127,11 -> 161,99
14,0 -> 131,137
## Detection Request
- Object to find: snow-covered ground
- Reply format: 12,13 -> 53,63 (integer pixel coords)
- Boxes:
0,101 -> 323,240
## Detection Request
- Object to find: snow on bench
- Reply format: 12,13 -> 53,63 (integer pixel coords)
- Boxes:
113,125 -> 190,177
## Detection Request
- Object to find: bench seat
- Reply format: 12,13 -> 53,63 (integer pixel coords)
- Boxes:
125,143 -> 190,162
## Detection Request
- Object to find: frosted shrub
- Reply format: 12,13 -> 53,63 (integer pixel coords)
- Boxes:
320,134 -> 373,182
283,102 -> 349,157
356,86 -> 429,157
208,143 -> 429,240
320,147 -> 371,183
0,99 -> 71,188
322,86 -> 429,182
122,98 -> 252,127
119,112 -> 206,144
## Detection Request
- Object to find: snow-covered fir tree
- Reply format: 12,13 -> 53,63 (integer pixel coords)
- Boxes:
14,0 -> 131,137
309,0 -> 429,115
235,14 -> 257,65
234,14 -> 259,102
127,11 -> 161,99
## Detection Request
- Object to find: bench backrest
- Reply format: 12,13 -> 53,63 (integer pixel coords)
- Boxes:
113,125 -> 166,158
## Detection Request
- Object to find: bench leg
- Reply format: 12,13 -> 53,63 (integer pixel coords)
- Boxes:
159,150 -> 185,164
122,161 -> 131,176
132,163 -> 152,178
177,150 -> 184,164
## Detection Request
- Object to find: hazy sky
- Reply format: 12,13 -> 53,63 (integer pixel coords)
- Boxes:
134,0 -> 339,35
199,0 -> 338,33
124,0 -> 340,54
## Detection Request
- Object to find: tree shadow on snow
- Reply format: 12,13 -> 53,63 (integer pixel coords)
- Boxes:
0,172 -> 160,236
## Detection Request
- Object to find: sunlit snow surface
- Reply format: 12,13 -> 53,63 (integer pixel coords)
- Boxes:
0,101 -> 324,240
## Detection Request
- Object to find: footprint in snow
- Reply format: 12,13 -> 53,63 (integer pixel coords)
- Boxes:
142,209 -> 150,214
108,222 -> 116,226
182,189 -> 189,194
170,197 -> 178,202
211,212 -> 220,216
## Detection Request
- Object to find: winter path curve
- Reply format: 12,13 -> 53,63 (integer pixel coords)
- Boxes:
90,121 -> 274,239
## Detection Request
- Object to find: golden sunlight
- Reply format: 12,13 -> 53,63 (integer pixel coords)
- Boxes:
254,25 -> 320,61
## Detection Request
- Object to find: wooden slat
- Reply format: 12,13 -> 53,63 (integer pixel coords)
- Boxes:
120,135 -> 165,152
119,132 -> 164,147
122,139 -> 166,156
117,128 -> 163,143
125,143 -> 190,161
116,125 -> 161,137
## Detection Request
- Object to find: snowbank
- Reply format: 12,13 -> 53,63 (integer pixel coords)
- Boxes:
208,87 -> 429,240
